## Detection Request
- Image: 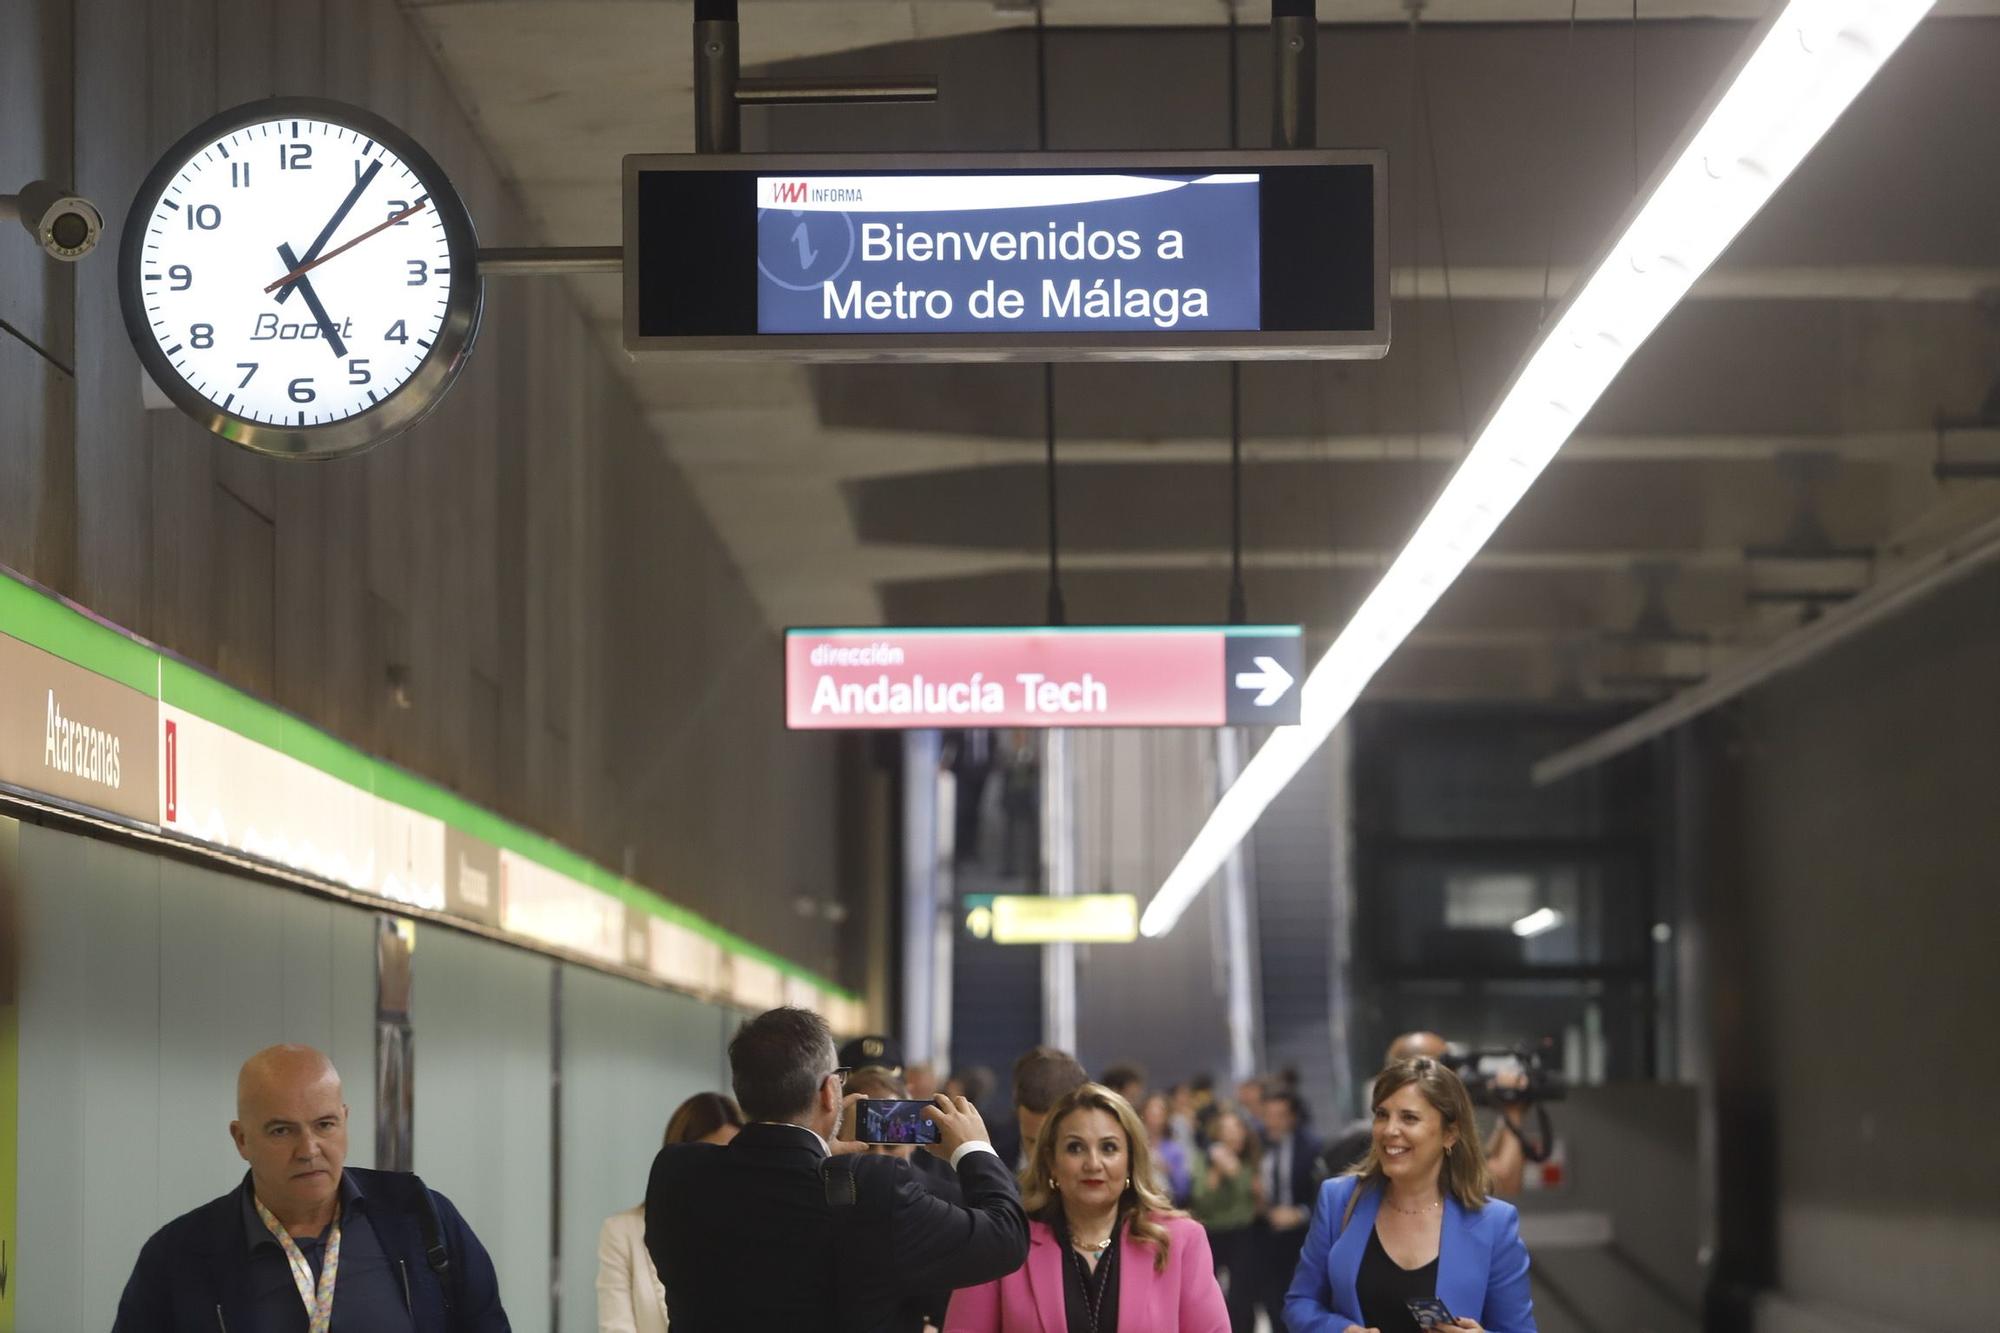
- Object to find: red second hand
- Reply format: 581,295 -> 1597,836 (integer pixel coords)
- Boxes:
265,199 -> 432,294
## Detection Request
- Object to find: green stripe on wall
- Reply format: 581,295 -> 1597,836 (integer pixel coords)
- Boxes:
0,568 -> 856,1003
0,575 -> 159,697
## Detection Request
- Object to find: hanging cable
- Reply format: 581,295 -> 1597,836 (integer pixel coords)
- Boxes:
1411,5 -> 1470,450
1539,0 -> 1581,327
1036,3 -> 1065,627
1632,0 -> 1642,198
1044,365 -> 1067,626
1224,368 -> 1240,624
1407,5 -> 1426,474
1034,1 -> 1051,152
1227,2 -> 1249,624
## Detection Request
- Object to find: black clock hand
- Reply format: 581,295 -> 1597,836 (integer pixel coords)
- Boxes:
276,243 -> 348,359
276,158 -> 382,306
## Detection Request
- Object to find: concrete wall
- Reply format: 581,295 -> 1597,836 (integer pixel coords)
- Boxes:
9,816 -> 741,1333
0,0 -> 852,980
1694,558 -> 2000,1330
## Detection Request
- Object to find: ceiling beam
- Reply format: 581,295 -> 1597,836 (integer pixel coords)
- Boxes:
1534,506 -> 2000,783
654,420 -> 1992,473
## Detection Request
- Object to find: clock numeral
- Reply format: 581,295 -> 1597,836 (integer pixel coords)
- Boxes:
236,363 -> 259,389
230,162 -> 251,188
189,323 -> 214,350
348,358 -> 372,386
405,259 -> 430,287
288,377 -> 317,404
185,204 -> 221,231
386,199 -> 411,225
280,143 -> 313,171
385,320 -> 409,344
168,264 -> 193,291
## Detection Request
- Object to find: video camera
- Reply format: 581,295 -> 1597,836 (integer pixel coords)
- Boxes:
1442,1040 -> 1566,1108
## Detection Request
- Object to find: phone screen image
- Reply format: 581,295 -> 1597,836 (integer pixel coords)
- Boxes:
856,1098 -> 941,1145
1405,1297 -> 1456,1329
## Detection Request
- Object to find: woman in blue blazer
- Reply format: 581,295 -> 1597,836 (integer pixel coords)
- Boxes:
1284,1058 -> 1536,1333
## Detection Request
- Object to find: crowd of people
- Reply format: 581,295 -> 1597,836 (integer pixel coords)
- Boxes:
110,1017 -> 1539,1333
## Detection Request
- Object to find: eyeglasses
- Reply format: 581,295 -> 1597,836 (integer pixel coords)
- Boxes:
830,1066 -> 853,1087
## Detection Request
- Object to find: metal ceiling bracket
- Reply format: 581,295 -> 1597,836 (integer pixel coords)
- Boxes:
736,77 -> 938,107
1273,1 -> 1318,149
693,0 -> 937,155
477,246 -> 623,278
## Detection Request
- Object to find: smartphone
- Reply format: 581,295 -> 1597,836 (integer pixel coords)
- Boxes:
855,1098 -> 941,1145
1405,1297 -> 1457,1329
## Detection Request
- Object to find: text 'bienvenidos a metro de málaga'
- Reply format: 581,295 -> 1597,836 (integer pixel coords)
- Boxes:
823,222 -> 1211,329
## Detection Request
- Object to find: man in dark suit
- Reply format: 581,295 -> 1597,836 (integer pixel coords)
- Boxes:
645,1007 -> 1028,1332
1252,1088 -> 1321,1327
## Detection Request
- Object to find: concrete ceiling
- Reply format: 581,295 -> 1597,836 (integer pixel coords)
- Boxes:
403,0 -> 2000,702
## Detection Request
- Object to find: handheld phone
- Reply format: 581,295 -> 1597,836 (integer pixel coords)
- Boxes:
1405,1297 -> 1457,1329
855,1098 -> 941,1145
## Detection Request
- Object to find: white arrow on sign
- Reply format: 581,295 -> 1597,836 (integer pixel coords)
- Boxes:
1233,655 -> 1295,707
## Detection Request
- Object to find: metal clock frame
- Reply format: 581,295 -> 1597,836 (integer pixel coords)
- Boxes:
119,96 -> 483,460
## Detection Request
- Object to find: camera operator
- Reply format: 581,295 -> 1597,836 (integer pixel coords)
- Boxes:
1316,1032 -> 1551,1198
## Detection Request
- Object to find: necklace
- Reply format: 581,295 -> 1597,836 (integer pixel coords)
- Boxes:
1384,1194 -> 1442,1216
1069,1230 -> 1117,1333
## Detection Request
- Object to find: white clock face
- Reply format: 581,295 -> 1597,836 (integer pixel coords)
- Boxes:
133,114 -> 461,430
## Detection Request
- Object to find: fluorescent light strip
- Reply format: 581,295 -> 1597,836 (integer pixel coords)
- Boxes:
1141,0 -> 1934,938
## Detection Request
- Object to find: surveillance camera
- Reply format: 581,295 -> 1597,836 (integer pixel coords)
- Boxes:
9,180 -> 104,261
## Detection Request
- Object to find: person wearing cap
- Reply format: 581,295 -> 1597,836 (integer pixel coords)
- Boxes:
838,1038 -> 965,1212
840,1033 -> 906,1078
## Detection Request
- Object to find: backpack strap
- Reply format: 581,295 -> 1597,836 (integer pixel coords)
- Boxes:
407,1174 -> 455,1314
821,1152 -> 860,1210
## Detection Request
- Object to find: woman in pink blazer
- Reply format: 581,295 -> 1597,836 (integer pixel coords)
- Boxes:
945,1083 -> 1230,1333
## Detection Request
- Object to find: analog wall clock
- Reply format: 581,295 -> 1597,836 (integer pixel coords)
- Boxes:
119,97 -> 482,459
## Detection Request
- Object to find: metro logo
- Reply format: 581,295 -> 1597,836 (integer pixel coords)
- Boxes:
772,181 -> 808,204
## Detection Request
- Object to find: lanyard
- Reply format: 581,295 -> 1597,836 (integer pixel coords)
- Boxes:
253,1193 -> 342,1333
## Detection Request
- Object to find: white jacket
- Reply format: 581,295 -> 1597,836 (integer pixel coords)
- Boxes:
596,1204 -> 669,1333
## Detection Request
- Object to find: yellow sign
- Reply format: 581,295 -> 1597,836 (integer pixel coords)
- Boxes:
988,894 -> 1139,944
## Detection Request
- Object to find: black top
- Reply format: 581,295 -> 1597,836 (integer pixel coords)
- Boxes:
238,1172 -> 417,1333
1355,1225 -> 1440,1333
646,1124 -> 1029,1332
1055,1212 -> 1123,1333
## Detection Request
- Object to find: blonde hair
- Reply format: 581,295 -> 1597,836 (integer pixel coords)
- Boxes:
1021,1083 -> 1183,1273
1343,1057 -> 1490,1226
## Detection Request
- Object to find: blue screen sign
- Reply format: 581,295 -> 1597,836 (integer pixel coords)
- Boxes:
754,174 -> 1261,336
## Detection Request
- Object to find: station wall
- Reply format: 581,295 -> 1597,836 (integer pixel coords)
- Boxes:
1694,558 -> 2000,1331
0,0 -> 854,981
7,816 -> 741,1333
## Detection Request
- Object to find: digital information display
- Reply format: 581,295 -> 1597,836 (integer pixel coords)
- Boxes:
755,173 -> 1261,335
626,151 -> 1385,362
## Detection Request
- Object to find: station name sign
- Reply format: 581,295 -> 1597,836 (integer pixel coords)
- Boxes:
626,151 -> 1386,362
785,626 -> 1305,730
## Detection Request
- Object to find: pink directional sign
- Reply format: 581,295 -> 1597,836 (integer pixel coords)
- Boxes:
786,626 -> 1303,730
